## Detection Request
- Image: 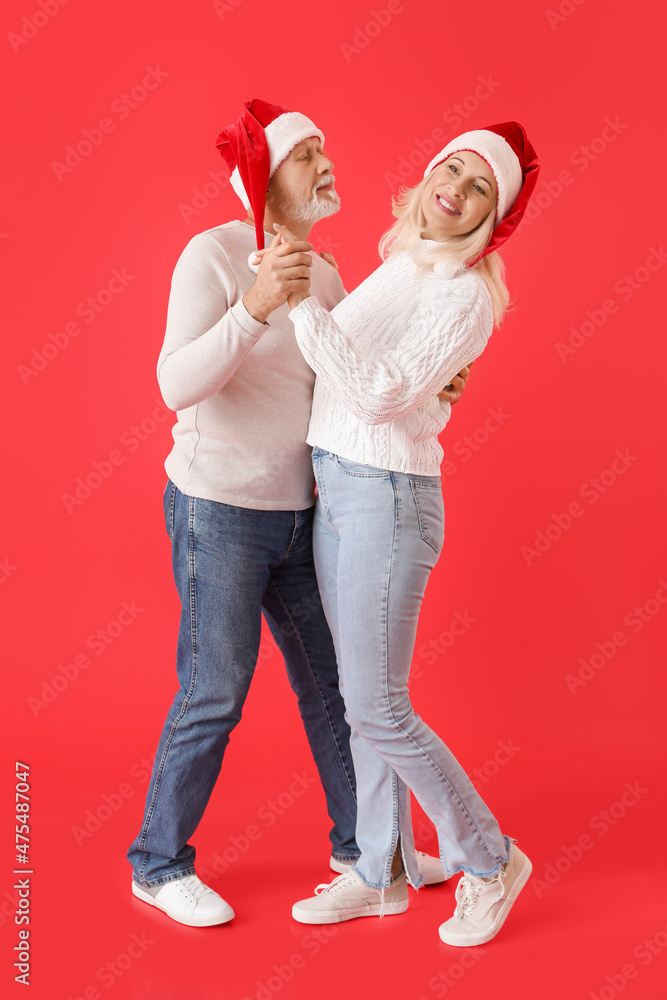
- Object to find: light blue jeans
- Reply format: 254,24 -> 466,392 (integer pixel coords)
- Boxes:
311,448 -> 511,889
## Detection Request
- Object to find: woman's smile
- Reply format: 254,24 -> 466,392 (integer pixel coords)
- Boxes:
435,193 -> 462,216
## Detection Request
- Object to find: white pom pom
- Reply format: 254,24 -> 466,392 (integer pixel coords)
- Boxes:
433,259 -> 462,281
247,250 -> 262,274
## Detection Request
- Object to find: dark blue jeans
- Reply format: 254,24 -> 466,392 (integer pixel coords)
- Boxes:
128,480 -> 359,886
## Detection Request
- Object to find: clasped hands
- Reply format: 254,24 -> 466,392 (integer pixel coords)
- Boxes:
242,224 -> 316,324
242,224 -> 473,405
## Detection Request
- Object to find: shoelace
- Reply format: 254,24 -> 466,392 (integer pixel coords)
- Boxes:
455,866 -> 506,919
314,872 -> 359,896
455,876 -> 484,919
454,842 -> 516,918
179,875 -> 210,900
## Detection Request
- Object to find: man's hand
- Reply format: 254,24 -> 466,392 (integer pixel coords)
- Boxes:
243,228 -> 313,323
437,362 -> 474,404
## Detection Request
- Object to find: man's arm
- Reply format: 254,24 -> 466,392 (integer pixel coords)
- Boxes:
157,234 -> 267,411
157,233 -> 313,411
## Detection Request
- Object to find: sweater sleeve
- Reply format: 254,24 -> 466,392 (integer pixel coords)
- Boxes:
157,234 -> 267,411
289,282 -> 492,426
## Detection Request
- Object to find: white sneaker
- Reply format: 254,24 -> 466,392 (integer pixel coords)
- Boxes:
131,874 -> 234,927
292,870 -> 409,924
330,851 -> 452,886
438,839 -> 532,946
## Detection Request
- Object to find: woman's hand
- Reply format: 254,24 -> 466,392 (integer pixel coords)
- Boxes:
243,226 -> 312,323
437,362 -> 474,404
272,225 -> 312,310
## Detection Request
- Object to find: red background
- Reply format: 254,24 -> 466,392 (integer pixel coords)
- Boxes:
3,0 -> 666,997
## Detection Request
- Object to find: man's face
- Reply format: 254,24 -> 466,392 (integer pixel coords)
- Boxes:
268,137 -> 340,223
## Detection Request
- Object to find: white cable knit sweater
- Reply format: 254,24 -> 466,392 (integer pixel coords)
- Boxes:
289,241 -> 495,476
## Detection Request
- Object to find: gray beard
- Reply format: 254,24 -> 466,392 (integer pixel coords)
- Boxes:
279,188 -> 341,224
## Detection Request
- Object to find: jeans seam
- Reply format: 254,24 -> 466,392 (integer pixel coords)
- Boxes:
136,494 -> 200,881
381,476 -> 501,876
376,472 -> 400,886
409,481 -> 441,555
265,578 -> 357,803
385,708 -> 504,871
333,454 -> 390,479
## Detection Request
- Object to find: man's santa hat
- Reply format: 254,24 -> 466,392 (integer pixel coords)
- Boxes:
215,99 -> 325,251
423,121 -> 539,264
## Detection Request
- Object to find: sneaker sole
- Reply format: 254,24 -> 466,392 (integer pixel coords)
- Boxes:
330,856 -> 450,886
131,881 -> 235,927
438,856 -> 533,947
292,898 -> 409,925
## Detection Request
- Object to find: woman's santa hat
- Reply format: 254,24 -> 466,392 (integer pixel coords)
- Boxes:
216,99 -> 325,251
423,121 -> 539,264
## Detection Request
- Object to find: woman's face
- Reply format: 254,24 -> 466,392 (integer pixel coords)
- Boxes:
420,151 -> 498,241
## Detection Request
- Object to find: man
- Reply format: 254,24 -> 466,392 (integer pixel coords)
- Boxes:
127,99 -> 471,927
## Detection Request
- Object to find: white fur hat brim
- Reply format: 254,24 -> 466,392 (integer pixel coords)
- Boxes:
423,129 -> 522,224
231,111 -> 325,209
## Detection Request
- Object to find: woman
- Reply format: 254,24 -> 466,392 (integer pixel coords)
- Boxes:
273,122 -> 539,945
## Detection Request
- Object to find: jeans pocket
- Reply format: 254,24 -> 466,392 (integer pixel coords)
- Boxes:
163,479 -> 177,540
409,478 -> 444,555
334,454 -> 391,479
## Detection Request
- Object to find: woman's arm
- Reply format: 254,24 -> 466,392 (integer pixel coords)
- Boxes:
289,284 -> 492,425
157,234 -> 267,411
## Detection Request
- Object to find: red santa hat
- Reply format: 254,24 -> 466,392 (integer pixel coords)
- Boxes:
423,121 -> 539,264
215,99 -> 325,251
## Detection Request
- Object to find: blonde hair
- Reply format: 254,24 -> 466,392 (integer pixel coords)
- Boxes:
378,174 -> 511,327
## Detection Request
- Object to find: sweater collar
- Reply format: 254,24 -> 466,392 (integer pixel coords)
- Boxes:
411,238 -> 465,280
